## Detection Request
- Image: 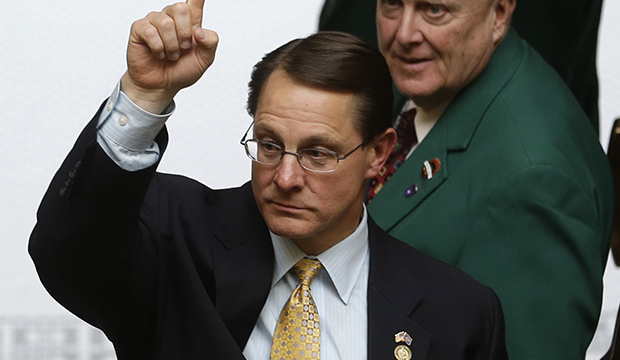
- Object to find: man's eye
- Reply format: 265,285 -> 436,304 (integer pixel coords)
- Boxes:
424,3 -> 447,17
260,142 -> 280,152
379,0 -> 403,18
304,149 -> 329,159
381,0 -> 402,5
429,4 -> 443,14
380,0 -> 402,10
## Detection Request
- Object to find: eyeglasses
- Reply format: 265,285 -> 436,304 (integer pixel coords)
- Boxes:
240,124 -> 364,173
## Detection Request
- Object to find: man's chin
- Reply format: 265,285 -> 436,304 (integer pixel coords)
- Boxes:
264,216 -> 315,240
395,78 -> 433,98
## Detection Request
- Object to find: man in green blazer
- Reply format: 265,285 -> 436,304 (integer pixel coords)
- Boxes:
327,0 -> 613,359
319,0 -> 603,129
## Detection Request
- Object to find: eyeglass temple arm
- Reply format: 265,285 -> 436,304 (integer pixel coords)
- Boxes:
240,121 -> 255,144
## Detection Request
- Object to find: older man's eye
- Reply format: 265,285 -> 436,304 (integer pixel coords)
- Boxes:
429,4 -> 443,14
420,2 -> 450,22
382,0 -> 402,6
379,0 -> 403,11
379,0 -> 404,18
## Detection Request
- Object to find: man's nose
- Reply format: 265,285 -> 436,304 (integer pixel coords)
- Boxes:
273,153 -> 306,190
395,8 -> 424,45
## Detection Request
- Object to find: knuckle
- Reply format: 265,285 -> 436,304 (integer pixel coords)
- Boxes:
131,18 -> 148,31
145,11 -> 160,21
158,16 -> 175,31
143,27 -> 163,49
170,2 -> 190,15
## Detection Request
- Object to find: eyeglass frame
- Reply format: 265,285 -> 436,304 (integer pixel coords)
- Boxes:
239,122 -> 365,173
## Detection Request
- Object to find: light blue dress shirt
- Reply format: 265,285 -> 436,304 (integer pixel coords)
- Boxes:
243,212 -> 369,360
96,81 -> 173,171
96,83 -> 371,358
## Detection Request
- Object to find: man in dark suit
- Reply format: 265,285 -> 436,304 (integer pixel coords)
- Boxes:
352,0 -> 612,359
319,0 -> 603,129
29,1 -> 508,359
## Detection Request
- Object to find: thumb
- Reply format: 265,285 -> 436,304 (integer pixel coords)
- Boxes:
194,28 -> 219,66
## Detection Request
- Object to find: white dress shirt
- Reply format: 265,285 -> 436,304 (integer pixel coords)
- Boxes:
400,99 -> 439,159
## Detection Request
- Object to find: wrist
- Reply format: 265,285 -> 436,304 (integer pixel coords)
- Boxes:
120,73 -> 175,114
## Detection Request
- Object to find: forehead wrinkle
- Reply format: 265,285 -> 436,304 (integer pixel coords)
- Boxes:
255,110 -> 350,137
254,70 -> 360,149
255,119 -> 362,153
260,102 -> 351,128
255,121 -> 347,151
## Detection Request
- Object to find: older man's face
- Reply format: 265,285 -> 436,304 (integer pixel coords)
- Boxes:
377,0 -> 500,109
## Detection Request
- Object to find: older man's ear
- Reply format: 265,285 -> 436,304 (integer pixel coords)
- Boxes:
492,0 -> 517,44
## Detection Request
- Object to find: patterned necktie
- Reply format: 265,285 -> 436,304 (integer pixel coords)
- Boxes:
368,108 -> 418,201
270,258 -> 322,360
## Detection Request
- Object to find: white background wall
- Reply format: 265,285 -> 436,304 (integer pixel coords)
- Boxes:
0,0 -> 618,358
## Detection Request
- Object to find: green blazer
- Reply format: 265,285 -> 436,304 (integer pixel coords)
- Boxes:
368,29 -> 613,359
318,0 -> 603,128
318,0 -> 378,49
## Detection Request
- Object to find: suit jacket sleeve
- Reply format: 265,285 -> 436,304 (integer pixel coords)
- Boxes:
457,164 -> 606,359
28,103 -> 166,353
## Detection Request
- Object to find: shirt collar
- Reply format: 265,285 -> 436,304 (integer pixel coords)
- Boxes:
270,205 -> 370,304
399,99 -> 439,157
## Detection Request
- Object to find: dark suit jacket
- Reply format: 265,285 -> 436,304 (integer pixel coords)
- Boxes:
318,0 -> 603,128
29,110 -> 508,359
368,29 -> 613,359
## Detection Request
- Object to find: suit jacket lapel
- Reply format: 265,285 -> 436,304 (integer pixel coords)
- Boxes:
212,182 -> 275,349
366,218 -> 431,359
369,29 -> 524,232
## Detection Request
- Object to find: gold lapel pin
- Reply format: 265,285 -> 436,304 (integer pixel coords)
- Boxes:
394,331 -> 413,360
394,330 -> 413,345
394,345 -> 412,360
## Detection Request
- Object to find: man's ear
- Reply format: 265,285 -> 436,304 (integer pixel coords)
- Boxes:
366,127 -> 397,179
492,0 -> 516,44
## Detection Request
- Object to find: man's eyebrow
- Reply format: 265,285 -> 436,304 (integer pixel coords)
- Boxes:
254,125 -> 340,149
301,135 -> 338,147
297,135 -> 347,154
253,124 -> 279,138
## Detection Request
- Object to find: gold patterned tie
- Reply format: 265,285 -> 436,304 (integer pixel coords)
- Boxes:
270,258 -> 322,360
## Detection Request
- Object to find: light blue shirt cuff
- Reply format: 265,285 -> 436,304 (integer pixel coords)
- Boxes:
96,80 -> 175,171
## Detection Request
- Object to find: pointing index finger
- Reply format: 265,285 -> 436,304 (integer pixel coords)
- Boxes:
187,0 -> 205,27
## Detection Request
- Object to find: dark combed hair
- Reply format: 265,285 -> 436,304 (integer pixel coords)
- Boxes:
246,31 -> 394,145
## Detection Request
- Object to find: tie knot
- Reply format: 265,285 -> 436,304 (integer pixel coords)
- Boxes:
295,258 -> 322,286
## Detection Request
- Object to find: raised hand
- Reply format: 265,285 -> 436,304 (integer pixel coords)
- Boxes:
121,0 -> 218,113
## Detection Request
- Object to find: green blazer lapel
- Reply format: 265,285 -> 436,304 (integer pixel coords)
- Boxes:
368,116 -> 450,231
369,29 -> 524,232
